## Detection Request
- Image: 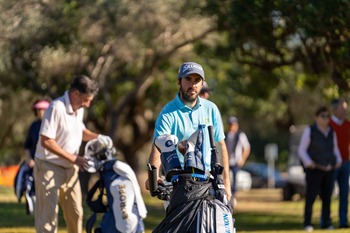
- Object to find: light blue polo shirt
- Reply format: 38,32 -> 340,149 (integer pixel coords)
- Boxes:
154,93 -> 225,171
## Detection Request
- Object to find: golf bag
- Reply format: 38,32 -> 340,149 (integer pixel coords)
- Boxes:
85,139 -> 147,233
13,161 -> 35,215
149,125 -> 235,233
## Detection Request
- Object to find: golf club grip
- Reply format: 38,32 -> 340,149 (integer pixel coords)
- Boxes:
208,125 -> 215,148
147,163 -> 158,193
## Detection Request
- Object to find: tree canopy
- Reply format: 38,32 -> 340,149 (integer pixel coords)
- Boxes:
1,0 -> 349,171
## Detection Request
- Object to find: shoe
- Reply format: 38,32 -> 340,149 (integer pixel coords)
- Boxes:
321,225 -> 334,230
339,225 -> 349,229
304,225 -> 314,232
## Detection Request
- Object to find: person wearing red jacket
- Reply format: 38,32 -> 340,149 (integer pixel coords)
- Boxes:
330,98 -> 350,229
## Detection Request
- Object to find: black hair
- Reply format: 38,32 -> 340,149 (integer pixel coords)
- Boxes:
69,75 -> 99,96
315,106 -> 329,116
331,98 -> 346,110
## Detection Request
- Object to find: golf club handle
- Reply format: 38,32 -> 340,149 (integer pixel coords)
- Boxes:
147,163 -> 158,194
208,125 -> 215,149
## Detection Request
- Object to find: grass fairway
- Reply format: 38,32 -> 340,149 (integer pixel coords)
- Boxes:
1,185 -> 349,233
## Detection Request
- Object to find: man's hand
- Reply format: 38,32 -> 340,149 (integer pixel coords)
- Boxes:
26,159 -> 35,168
306,162 -> 316,169
237,158 -> 246,168
226,188 -> 232,202
145,178 -> 150,190
335,162 -> 342,169
73,156 -> 89,171
145,177 -> 163,191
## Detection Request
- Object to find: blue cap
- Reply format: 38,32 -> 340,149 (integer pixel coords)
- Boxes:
177,62 -> 205,80
228,116 -> 238,124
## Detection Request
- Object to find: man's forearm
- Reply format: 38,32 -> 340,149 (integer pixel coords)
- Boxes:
41,136 -> 77,163
218,140 -> 232,198
238,148 -> 251,167
82,128 -> 99,142
148,145 -> 162,177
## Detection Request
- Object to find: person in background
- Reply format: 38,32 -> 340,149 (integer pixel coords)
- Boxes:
199,81 -> 211,99
298,106 -> 342,232
24,99 -> 50,168
15,98 -> 50,215
329,98 -> 350,229
225,116 -> 250,207
34,75 -> 113,233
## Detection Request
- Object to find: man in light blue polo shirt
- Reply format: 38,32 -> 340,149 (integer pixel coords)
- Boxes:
146,62 -> 231,200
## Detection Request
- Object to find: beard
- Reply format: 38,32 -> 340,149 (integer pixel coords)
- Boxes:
180,86 -> 199,103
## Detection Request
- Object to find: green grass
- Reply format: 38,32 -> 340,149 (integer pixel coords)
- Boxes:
1,186 -> 349,233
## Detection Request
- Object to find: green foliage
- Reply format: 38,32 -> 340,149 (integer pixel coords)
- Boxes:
0,0 -> 349,169
201,0 -> 350,161
0,0 -> 215,168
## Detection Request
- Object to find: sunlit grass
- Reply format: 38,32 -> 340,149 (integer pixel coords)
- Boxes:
1,186 -> 349,233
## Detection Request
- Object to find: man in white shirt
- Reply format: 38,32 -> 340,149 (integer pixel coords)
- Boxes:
34,75 -> 112,233
225,116 -> 250,205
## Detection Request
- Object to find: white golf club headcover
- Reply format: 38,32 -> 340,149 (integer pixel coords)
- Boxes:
154,134 -> 182,181
98,134 -> 113,149
154,134 -> 178,153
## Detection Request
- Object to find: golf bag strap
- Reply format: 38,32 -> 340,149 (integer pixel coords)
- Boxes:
171,173 -> 208,183
86,178 -> 107,213
85,213 -> 97,233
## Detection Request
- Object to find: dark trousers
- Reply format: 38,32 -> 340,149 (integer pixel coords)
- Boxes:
334,161 -> 350,227
304,168 -> 334,228
230,165 -> 239,195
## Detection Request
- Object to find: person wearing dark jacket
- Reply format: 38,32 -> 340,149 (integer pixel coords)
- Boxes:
298,106 -> 342,232
24,99 -> 50,168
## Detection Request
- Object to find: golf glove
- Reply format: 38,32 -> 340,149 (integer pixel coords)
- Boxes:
98,134 -> 113,149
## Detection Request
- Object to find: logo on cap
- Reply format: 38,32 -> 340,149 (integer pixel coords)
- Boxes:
181,64 -> 203,73
178,62 -> 205,80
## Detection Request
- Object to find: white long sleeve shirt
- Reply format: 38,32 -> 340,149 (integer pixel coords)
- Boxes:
298,125 -> 342,168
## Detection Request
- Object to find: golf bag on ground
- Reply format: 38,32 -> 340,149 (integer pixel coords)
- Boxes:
149,125 -> 235,233
85,138 -> 147,233
14,161 -> 35,215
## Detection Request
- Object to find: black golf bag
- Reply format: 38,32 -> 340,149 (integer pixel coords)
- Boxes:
14,161 -> 35,215
149,125 -> 236,233
85,139 -> 147,233
151,173 -> 235,233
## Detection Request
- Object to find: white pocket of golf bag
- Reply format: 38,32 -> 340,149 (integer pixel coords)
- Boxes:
110,177 -> 144,233
199,199 -> 236,233
111,161 -> 147,233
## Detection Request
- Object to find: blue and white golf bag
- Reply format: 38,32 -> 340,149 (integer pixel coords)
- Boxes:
14,161 -> 35,215
150,125 -> 236,233
85,139 -> 147,233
